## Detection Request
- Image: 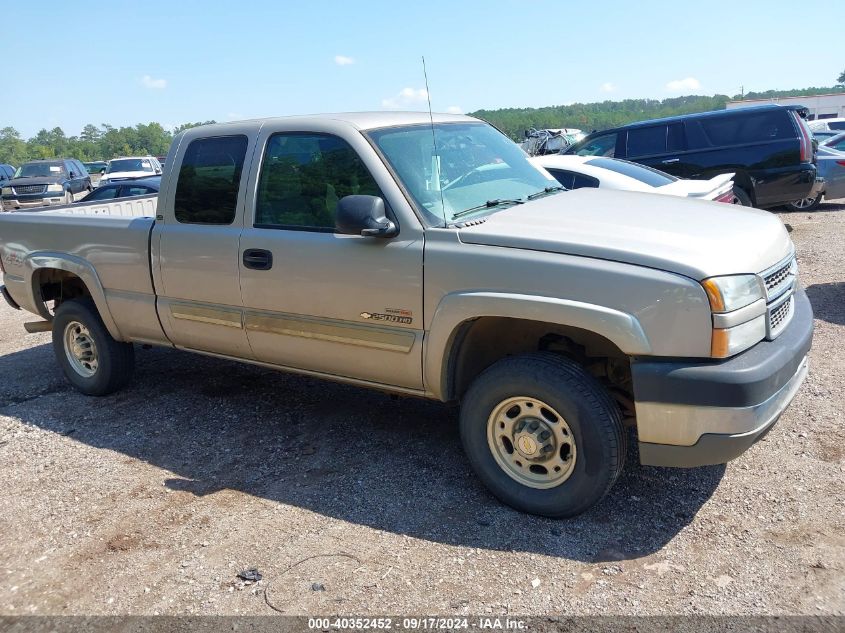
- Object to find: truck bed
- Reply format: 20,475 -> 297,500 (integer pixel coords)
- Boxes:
7,194 -> 157,218
0,209 -> 159,343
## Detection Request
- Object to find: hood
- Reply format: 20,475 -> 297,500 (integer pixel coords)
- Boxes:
102,170 -> 156,181
458,188 -> 792,280
657,173 -> 734,199
6,175 -> 66,187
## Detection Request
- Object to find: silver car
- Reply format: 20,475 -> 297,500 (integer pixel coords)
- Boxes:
787,144 -> 845,210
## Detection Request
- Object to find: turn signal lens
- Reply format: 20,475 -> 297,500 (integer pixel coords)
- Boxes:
711,316 -> 766,358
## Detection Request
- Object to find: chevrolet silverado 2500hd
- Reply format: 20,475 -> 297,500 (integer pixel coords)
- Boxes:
0,113 -> 812,517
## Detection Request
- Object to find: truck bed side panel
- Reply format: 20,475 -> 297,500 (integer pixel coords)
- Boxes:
0,212 -> 168,345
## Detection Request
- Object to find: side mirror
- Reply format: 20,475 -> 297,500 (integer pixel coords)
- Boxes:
336,195 -> 397,238
69,171 -> 76,178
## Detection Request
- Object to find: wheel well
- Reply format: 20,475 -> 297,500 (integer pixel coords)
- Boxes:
446,317 -> 635,421
33,269 -> 92,317
731,172 -> 755,203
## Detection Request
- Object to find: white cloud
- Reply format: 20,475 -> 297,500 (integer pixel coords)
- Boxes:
381,87 -> 429,109
446,105 -> 463,114
600,82 -> 616,93
141,75 -> 167,90
334,55 -> 355,66
665,77 -> 701,92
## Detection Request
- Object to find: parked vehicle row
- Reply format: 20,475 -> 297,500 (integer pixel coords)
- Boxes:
0,112 -> 812,518
563,104 -> 822,209
1,159 -> 92,211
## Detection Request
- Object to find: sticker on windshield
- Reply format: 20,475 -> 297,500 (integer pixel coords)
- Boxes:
49,166 -> 61,172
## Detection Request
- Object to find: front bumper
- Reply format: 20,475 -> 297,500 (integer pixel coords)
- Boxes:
1,194 -> 67,211
633,287 -> 813,467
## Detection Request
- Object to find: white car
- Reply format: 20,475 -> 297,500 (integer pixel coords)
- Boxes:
533,155 -> 738,203
807,117 -> 845,134
98,156 -> 162,188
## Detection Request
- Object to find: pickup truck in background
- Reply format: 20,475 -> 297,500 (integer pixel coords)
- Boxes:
0,113 -> 813,517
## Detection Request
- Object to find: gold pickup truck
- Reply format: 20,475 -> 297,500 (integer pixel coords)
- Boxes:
0,113 -> 812,517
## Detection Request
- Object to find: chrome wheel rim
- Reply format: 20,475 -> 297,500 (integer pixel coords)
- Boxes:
792,197 -> 816,209
63,321 -> 98,377
487,397 -> 577,489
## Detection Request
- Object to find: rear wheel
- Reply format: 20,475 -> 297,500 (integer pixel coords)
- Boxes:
784,193 -> 822,212
733,187 -> 753,207
459,352 -> 625,518
52,298 -> 135,396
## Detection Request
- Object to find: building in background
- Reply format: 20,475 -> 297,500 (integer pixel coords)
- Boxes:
726,93 -> 845,120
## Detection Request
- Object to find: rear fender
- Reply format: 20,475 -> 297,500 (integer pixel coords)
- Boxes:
26,252 -> 122,340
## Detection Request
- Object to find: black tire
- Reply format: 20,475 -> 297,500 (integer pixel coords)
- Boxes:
459,352 -> 625,518
52,298 -> 135,396
783,193 -> 822,212
733,186 -> 753,207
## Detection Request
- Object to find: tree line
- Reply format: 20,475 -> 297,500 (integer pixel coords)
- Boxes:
0,121 -> 216,166
470,86 -> 845,140
1,84 -> 843,165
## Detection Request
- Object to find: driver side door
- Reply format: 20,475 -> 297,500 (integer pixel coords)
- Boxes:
238,130 -> 425,390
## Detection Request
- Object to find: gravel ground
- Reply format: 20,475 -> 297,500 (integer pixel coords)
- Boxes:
0,201 -> 843,617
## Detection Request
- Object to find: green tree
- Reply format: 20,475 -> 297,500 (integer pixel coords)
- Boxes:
839,69 -> 845,85
0,127 -> 28,165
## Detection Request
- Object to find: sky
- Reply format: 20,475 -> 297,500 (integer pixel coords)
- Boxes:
2,0 -> 842,138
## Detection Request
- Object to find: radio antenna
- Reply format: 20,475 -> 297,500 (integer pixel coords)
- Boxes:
422,56 -> 446,225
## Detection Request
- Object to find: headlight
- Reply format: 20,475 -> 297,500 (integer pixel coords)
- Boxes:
1,187 -> 11,195
98,178 -> 108,186
702,274 -> 767,358
46,184 -> 63,193
701,274 -> 764,312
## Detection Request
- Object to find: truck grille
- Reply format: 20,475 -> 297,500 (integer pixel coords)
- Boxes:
762,257 -> 796,301
761,254 -> 797,340
767,295 -> 794,338
13,185 -> 47,195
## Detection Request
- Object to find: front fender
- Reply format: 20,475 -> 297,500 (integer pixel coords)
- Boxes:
25,251 -> 123,340
423,291 -> 651,400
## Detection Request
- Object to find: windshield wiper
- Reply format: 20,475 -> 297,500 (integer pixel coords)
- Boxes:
527,186 -> 566,200
452,198 -> 525,220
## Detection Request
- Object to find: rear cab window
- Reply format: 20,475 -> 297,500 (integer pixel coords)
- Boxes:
174,135 -> 248,224
585,157 -> 677,187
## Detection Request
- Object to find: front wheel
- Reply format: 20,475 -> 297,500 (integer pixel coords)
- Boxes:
52,298 -> 135,395
459,352 -> 625,518
784,193 -> 822,212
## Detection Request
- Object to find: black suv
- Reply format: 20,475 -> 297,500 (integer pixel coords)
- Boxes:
1,159 -> 92,211
564,104 -> 821,208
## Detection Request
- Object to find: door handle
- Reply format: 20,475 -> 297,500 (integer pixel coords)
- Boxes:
662,158 -> 680,164
243,248 -> 273,271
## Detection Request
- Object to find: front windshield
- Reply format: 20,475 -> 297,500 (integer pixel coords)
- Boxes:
14,162 -> 65,178
367,122 -> 559,224
107,158 -> 154,173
